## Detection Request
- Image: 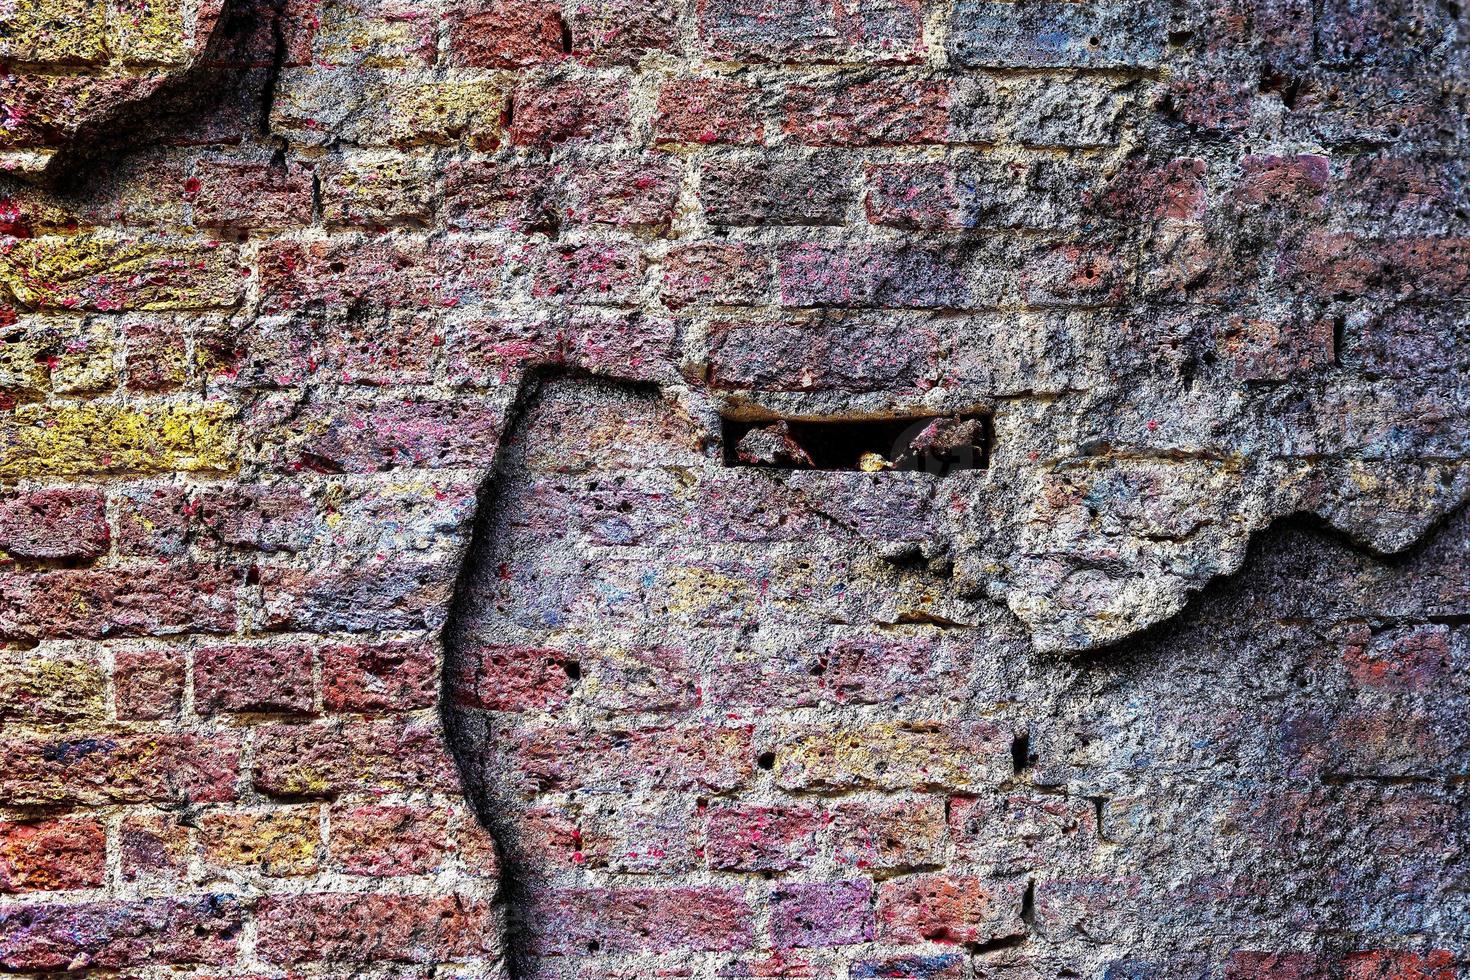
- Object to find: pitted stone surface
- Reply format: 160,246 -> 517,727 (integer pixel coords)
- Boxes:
0,0 -> 1466,975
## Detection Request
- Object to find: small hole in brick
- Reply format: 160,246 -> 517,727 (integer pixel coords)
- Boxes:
1011,730 -> 1031,774
562,660 -> 581,681
560,19 -> 574,53
723,413 -> 990,473
757,751 -> 776,770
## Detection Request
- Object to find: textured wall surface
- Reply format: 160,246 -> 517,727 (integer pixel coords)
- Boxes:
0,0 -> 1467,976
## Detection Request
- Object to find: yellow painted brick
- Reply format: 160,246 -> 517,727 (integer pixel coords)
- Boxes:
0,652 -> 107,723
0,0 -> 110,64
197,806 -> 322,877
774,721 -> 1010,793
0,401 -> 238,477
110,0 -> 191,65
0,236 -> 244,312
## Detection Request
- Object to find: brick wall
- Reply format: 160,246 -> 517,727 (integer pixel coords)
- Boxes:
0,0 -> 1467,977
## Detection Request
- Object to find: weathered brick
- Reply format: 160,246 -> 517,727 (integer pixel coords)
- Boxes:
453,643 -> 575,712
655,78 -> 767,145
0,650 -> 106,723
330,802 -> 454,875
0,817 -> 106,892
0,563 -> 239,641
707,312 -> 940,392
770,880 -> 874,949
0,402 -> 238,478
188,160 -> 315,229
563,156 -> 682,230
0,487 -> 108,559
253,717 -> 458,798
774,721 -> 1008,792
319,153 -> 438,227
697,0 -> 926,63
255,891 -> 500,964
0,236 -> 244,311
700,153 -> 855,226
0,732 -> 240,806
531,243 -> 644,305
662,243 -> 772,308
496,723 -> 754,795
707,804 -> 823,871
778,243 -> 978,309
444,160 -> 558,233
119,811 -> 190,887
949,1 -> 1165,68
831,797 -> 947,871
197,805 -> 322,877
522,886 -> 755,955
258,559 -> 457,633
195,643 -> 315,715
321,638 -> 438,712
114,648 -> 186,720
0,897 -> 245,970
783,74 -> 949,146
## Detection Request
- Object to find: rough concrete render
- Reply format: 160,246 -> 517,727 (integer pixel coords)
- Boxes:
0,0 -> 1467,976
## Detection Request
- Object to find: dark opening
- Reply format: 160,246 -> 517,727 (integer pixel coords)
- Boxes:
722,413 -> 991,474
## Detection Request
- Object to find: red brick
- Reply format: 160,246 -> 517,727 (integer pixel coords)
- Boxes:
448,0 -> 565,68
1342,951 -> 1457,980
255,891 -> 500,964
510,76 -> 631,147
563,156 -> 682,230
876,874 -> 1021,945
0,817 -> 106,892
0,488 -> 109,560
452,643 -> 574,712
195,643 -> 315,715
321,639 -> 438,712
330,802 -> 454,875
188,160 -> 315,230
119,812 -> 190,887
707,804 -> 823,871
783,75 -> 948,146
662,243 -> 773,308
114,648 -> 186,720
655,78 -> 767,145
444,160 -> 558,233
0,732 -> 240,807
253,717 -> 458,798
0,564 -> 239,642
1344,625 -> 1451,692
523,886 -> 755,955
769,880 -> 874,949
0,897 -> 244,970
531,243 -> 644,305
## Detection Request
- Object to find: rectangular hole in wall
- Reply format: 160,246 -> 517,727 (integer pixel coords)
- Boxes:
722,413 -> 991,474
